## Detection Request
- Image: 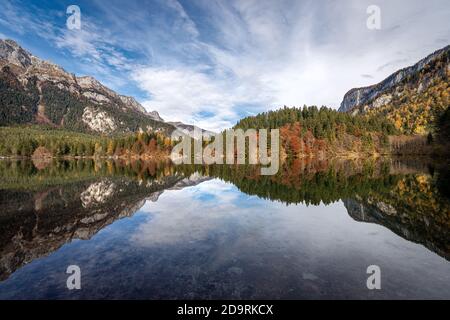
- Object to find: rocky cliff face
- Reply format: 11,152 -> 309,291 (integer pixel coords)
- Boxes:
0,39 -> 174,134
0,39 -> 33,68
339,45 -> 449,114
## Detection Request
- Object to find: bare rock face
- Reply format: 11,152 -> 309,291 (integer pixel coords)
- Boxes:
82,91 -> 111,104
0,39 -> 32,68
27,59 -> 75,83
119,95 -> 147,114
77,76 -> 117,98
339,45 -> 450,113
82,107 -> 118,134
371,94 -> 392,109
77,77 -> 161,117
77,75 -> 109,90
147,110 -> 164,122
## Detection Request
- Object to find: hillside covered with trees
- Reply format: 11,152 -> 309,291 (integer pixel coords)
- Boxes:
235,105 -> 398,159
365,61 -> 449,135
341,45 -> 449,135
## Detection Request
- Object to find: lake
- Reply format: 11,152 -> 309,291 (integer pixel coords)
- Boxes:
0,158 -> 449,299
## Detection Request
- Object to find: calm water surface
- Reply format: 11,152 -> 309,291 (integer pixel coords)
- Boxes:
0,159 -> 449,299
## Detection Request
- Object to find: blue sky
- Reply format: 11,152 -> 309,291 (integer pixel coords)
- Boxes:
0,0 -> 449,131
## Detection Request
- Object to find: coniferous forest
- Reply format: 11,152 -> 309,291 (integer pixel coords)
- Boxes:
0,126 -> 173,158
1,104 -> 449,160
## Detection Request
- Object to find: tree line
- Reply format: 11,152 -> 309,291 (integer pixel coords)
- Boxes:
0,126 -> 174,158
235,105 -> 397,138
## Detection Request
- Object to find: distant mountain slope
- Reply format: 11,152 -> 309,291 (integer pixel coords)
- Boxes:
168,121 -> 216,137
0,39 -> 194,135
339,45 -> 449,113
339,45 -> 449,134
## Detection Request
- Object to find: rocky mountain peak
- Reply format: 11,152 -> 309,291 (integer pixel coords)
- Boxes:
0,38 -> 33,69
168,121 -> 216,137
0,39 -> 74,83
118,95 -> 147,114
76,76 -> 115,95
76,75 -> 101,88
147,110 -> 164,122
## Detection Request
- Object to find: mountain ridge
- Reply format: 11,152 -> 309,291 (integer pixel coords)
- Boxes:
0,39 -> 210,136
339,45 -> 449,113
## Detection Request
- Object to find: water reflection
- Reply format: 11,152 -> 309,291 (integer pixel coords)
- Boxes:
0,158 -> 448,299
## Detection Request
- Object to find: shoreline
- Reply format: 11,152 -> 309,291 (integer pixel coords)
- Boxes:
0,153 -> 447,162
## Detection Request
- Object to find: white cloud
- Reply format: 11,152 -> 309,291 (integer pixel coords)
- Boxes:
0,0 -> 131,90
1,0 -> 449,131
165,0 -> 199,38
133,66 -> 271,131
55,28 -> 102,61
132,180 -> 255,246
54,19 -> 133,71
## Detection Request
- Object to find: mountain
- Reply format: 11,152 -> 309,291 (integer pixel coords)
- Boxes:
0,39 -> 173,134
339,45 -> 449,113
168,121 -> 216,137
339,45 -> 449,134
0,39 -> 209,137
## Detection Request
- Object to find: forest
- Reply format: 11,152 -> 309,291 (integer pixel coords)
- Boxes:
0,125 -> 173,158
364,49 -> 449,135
0,104 -> 448,160
235,105 -> 397,158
